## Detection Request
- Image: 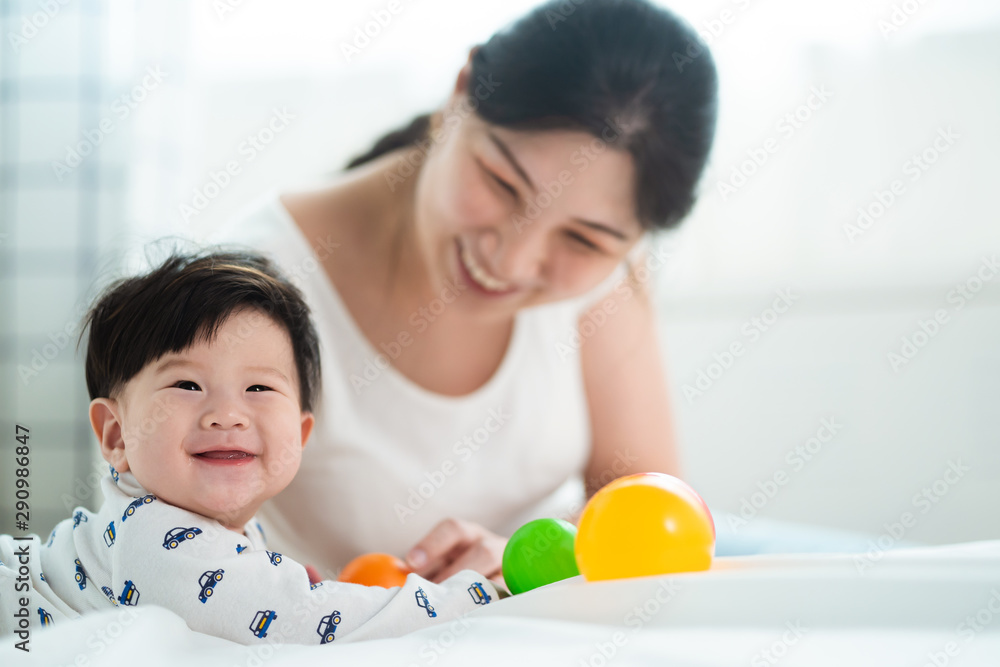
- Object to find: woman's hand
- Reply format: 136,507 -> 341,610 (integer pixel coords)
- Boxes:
406,518 -> 507,585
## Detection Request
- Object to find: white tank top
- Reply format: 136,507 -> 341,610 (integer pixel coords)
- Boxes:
208,191 -> 632,572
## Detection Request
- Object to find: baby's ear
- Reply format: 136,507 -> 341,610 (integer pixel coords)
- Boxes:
90,398 -> 130,472
300,411 -> 315,448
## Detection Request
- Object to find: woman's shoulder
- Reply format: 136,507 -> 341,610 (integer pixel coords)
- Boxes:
206,188 -> 293,247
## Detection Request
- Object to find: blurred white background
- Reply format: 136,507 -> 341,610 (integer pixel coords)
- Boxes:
1,0 -> 998,544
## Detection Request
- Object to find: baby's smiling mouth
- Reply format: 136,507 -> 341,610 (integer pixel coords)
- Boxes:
195,450 -> 256,461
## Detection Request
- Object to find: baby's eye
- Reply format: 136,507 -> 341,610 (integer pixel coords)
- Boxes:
174,381 -> 200,391
247,385 -> 273,393
565,230 -> 601,252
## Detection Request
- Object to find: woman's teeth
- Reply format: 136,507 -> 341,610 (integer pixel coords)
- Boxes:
460,242 -> 512,292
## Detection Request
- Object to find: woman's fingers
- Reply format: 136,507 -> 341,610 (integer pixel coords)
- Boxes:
406,518 -> 479,578
429,534 -> 506,583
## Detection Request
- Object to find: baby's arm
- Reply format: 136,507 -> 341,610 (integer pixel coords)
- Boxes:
112,504 -> 496,645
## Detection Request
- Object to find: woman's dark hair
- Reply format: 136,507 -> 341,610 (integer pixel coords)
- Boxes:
346,0 -> 718,231
79,248 -> 322,413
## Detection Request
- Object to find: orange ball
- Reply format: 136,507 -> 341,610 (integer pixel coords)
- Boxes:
338,553 -> 412,588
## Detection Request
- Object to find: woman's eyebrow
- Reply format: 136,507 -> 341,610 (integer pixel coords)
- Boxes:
489,130 -> 632,242
487,131 -> 536,192
574,218 -> 629,241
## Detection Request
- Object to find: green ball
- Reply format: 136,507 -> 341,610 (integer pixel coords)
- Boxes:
502,518 -> 580,595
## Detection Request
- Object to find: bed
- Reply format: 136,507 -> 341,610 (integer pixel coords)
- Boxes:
4,539 -> 998,666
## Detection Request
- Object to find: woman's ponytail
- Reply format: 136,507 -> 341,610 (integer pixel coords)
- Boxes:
345,113 -> 432,170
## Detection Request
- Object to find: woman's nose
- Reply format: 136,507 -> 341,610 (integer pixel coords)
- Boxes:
489,223 -> 547,285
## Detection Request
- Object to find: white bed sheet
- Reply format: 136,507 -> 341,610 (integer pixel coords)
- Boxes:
4,541 -> 999,666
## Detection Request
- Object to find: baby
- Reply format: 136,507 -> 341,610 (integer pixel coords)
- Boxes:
0,249 -> 497,646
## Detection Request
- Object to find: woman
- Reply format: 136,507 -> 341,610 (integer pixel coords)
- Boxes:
212,0 -> 717,584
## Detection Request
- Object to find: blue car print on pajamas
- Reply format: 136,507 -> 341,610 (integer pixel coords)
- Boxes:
468,582 -> 491,605
74,559 -> 87,590
38,608 -> 53,626
267,550 -> 282,566
415,588 -> 437,618
122,494 -> 155,522
163,526 -> 202,550
119,580 -> 140,606
236,544 -> 248,554
102,586 -> 118,606
104,521 -> 116,547
108,465 -> 119,483
198,568 -> 224,603
317,610 -> 341,644
72,510 -> 88,529
250,610 -> 278,638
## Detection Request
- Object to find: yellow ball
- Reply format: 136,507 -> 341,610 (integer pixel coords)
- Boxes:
575,473 -> 715,581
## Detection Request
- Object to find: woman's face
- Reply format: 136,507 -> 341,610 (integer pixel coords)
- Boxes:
411,72 -> 644,320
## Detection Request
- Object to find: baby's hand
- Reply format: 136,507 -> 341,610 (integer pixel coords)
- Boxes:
305,564 -> 322,585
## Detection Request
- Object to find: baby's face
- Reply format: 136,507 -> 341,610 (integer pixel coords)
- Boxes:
91,307 -> 314,531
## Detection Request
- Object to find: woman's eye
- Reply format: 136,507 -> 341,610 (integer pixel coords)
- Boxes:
566,231 -> 600,252
247,385 -> 273,393
478,160 -> 518,199
490,172 -> 518,198
174,381 -> 200,391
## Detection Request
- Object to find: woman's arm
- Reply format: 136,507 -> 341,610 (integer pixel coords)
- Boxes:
579,249 -> 682,498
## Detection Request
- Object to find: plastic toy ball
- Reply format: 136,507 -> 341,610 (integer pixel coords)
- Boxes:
338,553 -> 412,588
502,518 -> 580,595
575,473 -> 715,582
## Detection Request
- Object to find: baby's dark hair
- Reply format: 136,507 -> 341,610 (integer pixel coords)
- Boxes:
78,248 -> 322,413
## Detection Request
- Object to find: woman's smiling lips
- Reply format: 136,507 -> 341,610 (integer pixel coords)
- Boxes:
455,239 -> 519,297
